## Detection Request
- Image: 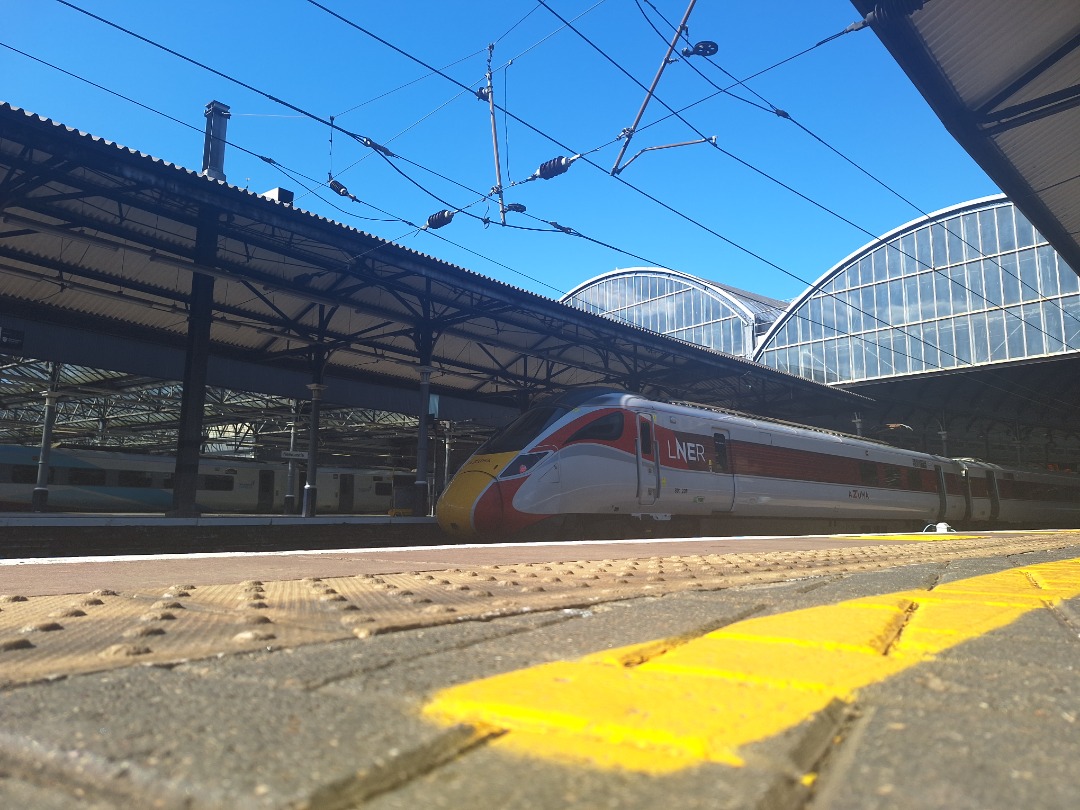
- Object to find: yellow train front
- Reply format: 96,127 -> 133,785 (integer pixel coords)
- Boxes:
437,388 -> 737,540
437,389 -> 628,538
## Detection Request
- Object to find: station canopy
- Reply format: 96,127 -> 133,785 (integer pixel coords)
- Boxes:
855,0 -> 1080,275
0,103 -> 862,459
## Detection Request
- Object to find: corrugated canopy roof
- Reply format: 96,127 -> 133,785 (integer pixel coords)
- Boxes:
853,0 -> 1080,274
0,103 -> 861,430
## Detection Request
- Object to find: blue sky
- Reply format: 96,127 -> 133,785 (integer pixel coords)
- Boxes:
2,0 -> 1000,303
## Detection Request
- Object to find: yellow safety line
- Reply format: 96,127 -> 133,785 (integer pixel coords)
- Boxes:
424,556 -> 1080,773
839,533 -> 985,542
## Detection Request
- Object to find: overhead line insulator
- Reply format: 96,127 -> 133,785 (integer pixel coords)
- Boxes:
425,210 -> 455,230
534,155 -> 578,180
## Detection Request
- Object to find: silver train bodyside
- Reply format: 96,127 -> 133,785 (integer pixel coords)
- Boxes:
0,445 -> 406,514
436,391 -> 1080,539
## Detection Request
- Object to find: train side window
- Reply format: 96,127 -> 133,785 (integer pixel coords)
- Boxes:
374,482 -> 393,497
567,412 -> 624,444
907,467 -> 922,490
712,434 -> 729,473
10,464 -> 39,484
118,469 -> 154,488
69,468 -> 107,486
199,474 -> 235,492
883,466 -> 902,488
859,461 -> 877,486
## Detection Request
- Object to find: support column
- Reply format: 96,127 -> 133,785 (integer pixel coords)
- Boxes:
301,382 -> 326,518
442,420 -> 452,501
414,365 -> 434,516
284,399 -> 300,515
31,389 -> 61,512
172,103 -> 227,517
171,270 -> 215,516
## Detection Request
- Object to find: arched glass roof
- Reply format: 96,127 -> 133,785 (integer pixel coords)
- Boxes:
561,267 -> 786,358
752,196 -> 1080,384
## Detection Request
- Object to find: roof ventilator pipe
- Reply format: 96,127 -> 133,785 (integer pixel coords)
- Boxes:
201,100 -> 231,182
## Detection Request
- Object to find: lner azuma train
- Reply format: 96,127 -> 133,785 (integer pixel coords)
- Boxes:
0,444 -> 406,514
437,389 -> 1080,539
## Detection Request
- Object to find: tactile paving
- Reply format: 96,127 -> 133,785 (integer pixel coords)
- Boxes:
0,533 -> 1075,686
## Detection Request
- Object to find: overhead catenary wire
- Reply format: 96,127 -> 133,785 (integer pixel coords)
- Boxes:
322,0 -> 607,192
29,4 -> 1079,413
9,3 -> 1032,315
0,41 -> 551,286
0,32 -> 659,294
0,38 -> 593,297
54,0 -> 399,160
6,39 -> 1073,416
45,1 -> 634,256
78,0 -> 1071,393
47,0 -> 918,299
537,0 -> 1077,383
634,0 -> 1080,337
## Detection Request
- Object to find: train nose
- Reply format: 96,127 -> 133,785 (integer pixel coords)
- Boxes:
437,471 -> 493,537
436,453 -> 516,538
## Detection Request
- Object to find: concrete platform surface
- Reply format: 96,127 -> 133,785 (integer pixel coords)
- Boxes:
1,532 -> 1078,809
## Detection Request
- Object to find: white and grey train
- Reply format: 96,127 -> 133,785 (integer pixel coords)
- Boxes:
437,389 -> 1080,539
0,444 -> 405,514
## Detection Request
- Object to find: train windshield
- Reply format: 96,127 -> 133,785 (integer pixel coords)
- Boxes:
477,405 -> 569,455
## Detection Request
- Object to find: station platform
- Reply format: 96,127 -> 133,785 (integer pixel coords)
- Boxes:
0,512 -> 443,557
2,529 -> 1079,809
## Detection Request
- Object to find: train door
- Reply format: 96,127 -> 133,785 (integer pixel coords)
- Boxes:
636,413 -> 660,505
711,431 -> 735,512
934,465 -> 948,522
338,473 -> 355,513
987,470 -> 1001,521
257,470 -> 275,512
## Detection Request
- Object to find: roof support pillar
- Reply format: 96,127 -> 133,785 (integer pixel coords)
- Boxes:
283,399 -> 300,515
171,272 -> 214,516
171,209 -> 218,517
414,363 -> 435,516
31,362 -> 62,512
412,320 -> 436,517
302,352 -> 326,518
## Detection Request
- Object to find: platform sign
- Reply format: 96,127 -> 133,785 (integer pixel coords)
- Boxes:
281,450 -> 307,460
0,327 -> 24,349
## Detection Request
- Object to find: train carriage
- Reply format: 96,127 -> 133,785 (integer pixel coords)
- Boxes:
0,444 -> 401,514
437,389 -> 1080,539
